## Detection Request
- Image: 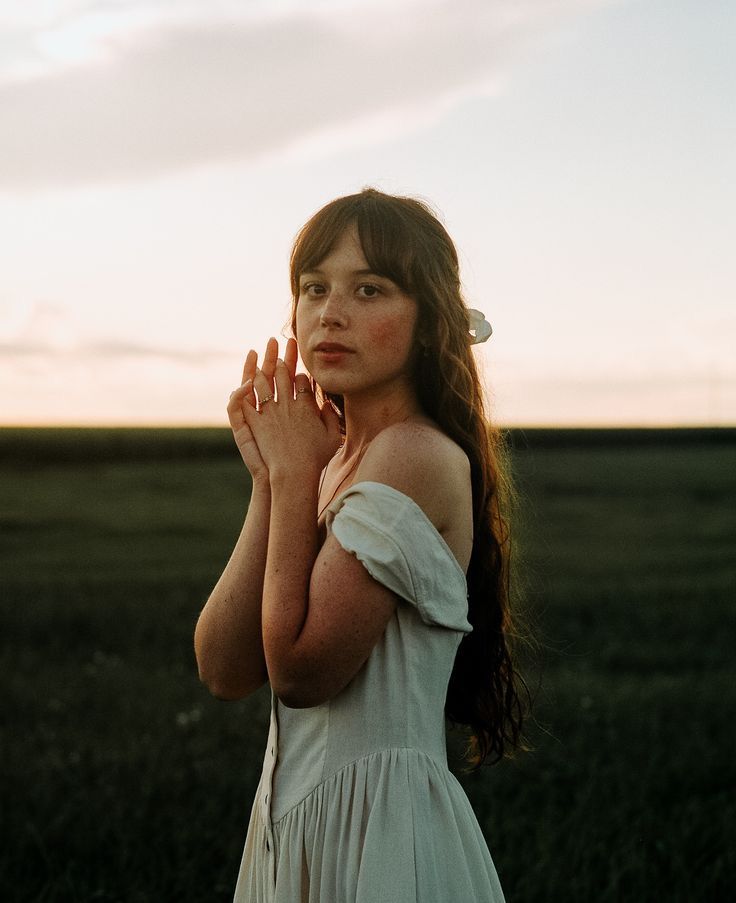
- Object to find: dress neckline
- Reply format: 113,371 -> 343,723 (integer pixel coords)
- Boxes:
325,479 -> 468,583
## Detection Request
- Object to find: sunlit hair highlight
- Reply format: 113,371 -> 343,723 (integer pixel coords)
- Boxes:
287,188 -> 530,770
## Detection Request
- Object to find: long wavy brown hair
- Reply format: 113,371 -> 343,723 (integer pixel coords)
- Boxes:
286,188 -> 529,770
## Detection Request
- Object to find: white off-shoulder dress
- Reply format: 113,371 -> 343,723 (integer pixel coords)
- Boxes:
233,481 -> 505,902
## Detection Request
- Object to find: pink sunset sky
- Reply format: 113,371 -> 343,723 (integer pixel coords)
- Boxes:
1,0 -> 733,427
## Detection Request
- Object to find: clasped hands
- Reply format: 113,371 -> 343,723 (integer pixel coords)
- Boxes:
227,336 -> 341,486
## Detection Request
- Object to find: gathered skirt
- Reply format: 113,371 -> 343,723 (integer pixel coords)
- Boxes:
234,746 -> 505,902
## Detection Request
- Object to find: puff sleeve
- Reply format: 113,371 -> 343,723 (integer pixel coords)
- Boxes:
324,481 -> 472,634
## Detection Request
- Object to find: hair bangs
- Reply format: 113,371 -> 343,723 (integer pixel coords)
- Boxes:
352,198 -> 418,295
290,190 -> 424,299
289,200 -> 357,299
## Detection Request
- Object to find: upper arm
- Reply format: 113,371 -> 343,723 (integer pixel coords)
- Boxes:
276,533 -> 399,708
275,423 -> 463,709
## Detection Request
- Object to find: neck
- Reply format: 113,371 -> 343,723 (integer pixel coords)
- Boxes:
338,379 -> 425,459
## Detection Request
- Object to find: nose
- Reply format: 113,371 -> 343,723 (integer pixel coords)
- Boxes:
319,289 -> 347,328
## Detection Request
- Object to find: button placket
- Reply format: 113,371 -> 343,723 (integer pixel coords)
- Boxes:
251,690 -> 279,892
260,690 -> 279,830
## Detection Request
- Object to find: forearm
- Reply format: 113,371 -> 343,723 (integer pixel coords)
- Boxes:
194,477 -> 271,699
261,469 -> 321,700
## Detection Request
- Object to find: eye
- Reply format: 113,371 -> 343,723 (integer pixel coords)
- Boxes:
357,283 -> 381,299
301,281 -> 326,298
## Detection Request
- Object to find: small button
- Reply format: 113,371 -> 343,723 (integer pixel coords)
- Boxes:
270,746 -> 275,757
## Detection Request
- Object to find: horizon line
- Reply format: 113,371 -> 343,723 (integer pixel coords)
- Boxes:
1,422 -> 734,431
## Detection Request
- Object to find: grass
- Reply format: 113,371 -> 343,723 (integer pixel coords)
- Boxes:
1,426 -> 734,901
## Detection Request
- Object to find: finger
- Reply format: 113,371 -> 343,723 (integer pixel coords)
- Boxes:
228,380 -> 256,412
260,336 -> 279,390
284,337 -> 298,382
241,349 -> 258,385
294,372 -> 314,400
238,381 -> 258,424
227,402 -> 244,433
237,379 -> 258,407
227,382 -> 250,430
274,357 -> 293,401
252,368 -> 274,407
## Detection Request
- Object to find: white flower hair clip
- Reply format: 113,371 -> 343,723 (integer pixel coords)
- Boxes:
467,308 -> 493,345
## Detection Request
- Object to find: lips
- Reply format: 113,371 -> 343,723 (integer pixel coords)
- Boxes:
314,342 -> 354,353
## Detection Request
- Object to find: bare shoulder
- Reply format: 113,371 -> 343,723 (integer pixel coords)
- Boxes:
354,418 -> 471,534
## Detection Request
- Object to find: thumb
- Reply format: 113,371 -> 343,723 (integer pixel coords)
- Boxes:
320,400 -> 342,450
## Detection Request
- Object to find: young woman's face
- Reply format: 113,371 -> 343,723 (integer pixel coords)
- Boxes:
296,224 -> 419,399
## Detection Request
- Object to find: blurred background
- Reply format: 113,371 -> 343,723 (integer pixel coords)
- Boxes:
1,0 -> 734,428
2,2 -> 734,901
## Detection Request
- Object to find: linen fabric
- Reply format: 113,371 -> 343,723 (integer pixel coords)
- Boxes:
233,481 -> 505,902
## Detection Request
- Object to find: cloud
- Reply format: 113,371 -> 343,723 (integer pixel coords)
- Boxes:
0,300 -> 235,363
0,336 -> 234,365
0,0 -> 612,189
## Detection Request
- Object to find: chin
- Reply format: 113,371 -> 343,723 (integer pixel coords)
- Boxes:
306,365 -> 346,395
314,377 -> 347,397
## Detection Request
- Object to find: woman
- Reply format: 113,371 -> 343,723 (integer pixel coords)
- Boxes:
194,188 -> 526,902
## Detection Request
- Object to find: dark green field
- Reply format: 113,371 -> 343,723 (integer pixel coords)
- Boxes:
2,427 -> 734,902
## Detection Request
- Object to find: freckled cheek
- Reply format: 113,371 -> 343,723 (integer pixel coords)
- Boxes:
368,320 -> 393,344
368,314 -> 415,358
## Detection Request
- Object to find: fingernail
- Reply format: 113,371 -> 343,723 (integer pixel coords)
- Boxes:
277,357 -> 283,365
